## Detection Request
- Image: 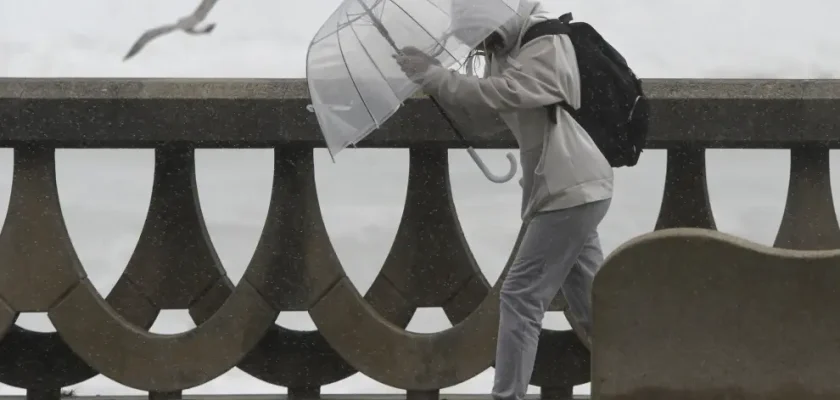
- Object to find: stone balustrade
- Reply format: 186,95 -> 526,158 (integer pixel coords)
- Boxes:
0,78 -> 839,400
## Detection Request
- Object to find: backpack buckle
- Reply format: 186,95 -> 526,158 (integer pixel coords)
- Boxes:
558,13 -> 573,24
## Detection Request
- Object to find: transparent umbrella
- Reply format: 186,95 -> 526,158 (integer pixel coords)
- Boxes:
306,0 -> 521,183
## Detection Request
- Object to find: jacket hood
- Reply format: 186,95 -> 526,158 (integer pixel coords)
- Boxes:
450,0 -> 549,56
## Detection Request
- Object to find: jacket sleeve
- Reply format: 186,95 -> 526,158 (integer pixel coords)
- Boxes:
429,94 -> 509,138
420,36 -> 574,113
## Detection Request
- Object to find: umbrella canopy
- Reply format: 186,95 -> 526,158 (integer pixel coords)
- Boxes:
306,0 -> 522,158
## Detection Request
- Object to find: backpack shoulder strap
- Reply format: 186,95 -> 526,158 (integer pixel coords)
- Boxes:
521,13 -> 573,47
548,98 -> 578,124
521,13 -> 576,125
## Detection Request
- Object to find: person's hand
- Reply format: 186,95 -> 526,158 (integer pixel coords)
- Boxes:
393,46 -> 440,83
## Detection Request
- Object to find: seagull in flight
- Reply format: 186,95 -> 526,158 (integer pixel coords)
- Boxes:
123,0 -> 220,61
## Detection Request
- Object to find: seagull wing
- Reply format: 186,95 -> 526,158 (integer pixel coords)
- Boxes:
123,23 -> 178,60
176,0 -> 219,32
191,0 -> 220,21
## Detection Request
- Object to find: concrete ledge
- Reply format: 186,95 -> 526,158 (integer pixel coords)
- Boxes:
592,228 -> 840,400
0,396 -> 591,400
1,78 -> 839,148
5,78 -> 838,100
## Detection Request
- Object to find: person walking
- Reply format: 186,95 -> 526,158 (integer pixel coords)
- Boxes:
394,1 -> 615,399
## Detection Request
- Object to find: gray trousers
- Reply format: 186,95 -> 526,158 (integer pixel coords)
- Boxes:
492,199 -> 611,400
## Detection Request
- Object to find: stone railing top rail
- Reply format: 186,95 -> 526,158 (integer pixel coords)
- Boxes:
3,78 -> 840,99
1,78 -> 839,148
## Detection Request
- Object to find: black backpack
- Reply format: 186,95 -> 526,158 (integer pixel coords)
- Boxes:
521,13 -> 649,168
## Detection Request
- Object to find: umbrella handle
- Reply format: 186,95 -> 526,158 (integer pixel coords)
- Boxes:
467,147 -> 517,184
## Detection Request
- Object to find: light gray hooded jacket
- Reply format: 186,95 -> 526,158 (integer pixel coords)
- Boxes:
419,0 -> 613,220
